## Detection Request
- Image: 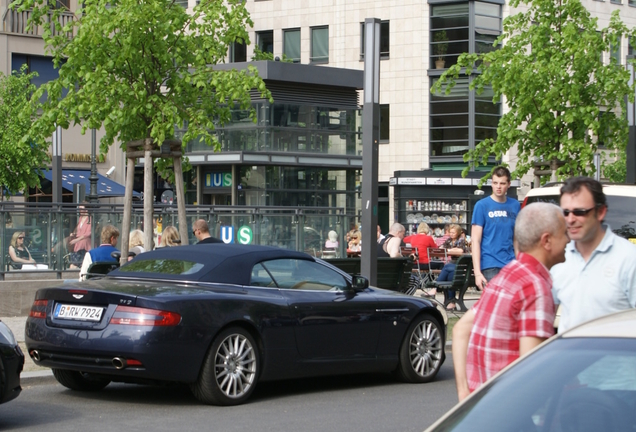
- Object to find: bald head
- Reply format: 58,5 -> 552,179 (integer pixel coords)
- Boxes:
514,202 -> 564,252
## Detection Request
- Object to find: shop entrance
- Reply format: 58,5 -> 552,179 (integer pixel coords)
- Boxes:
201,193 -> 231,205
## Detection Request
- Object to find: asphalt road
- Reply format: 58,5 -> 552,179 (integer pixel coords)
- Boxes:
0,351 -> 458,432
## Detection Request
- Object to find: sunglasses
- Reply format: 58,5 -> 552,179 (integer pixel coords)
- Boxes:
192,229 -> 198,235
562,206 -> 597,217
18,236 -> 25,239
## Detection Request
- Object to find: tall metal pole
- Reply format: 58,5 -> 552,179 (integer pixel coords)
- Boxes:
626,56 -> 636,184
87,128 -> 99,203
360,18 -> 381,286
52,125 -> 63,203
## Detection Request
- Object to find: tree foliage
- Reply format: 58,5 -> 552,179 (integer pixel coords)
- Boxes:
0,65 -> 49,199
431,0 -> 636,183
14,0 -> 270,153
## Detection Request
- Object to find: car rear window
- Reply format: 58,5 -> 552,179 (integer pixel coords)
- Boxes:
117,259 -> 205,276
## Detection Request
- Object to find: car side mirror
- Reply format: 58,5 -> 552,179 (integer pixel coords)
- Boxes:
351,275 -> 369,291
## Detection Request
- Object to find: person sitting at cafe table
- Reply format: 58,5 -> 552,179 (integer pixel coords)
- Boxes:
9,231 -> 36,269
378,223 -> 407,258
437,224 -> 471,311
347,230 -> 362,253
79,225 -> 120,281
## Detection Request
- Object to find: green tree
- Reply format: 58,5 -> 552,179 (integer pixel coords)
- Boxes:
431,0 -> 636,183
14,0 -> 271,253
0,65 -> 49,200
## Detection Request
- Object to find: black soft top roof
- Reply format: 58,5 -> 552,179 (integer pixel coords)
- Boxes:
109,244 -> 314,285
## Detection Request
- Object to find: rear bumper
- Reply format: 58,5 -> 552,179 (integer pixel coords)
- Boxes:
25,318 -> 210,383
1,344 -> 24,404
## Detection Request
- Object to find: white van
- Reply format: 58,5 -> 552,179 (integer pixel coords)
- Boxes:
522,183 -> 636,243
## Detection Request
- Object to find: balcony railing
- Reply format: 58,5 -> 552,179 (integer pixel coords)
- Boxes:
2,8 -> 74,37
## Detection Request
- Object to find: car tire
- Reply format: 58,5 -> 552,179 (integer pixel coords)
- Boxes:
394,314 -> 443,383
52,369 -> 111,391
190,327 -> 259,406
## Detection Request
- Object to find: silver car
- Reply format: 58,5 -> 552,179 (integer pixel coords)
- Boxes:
426,309 -> 636,432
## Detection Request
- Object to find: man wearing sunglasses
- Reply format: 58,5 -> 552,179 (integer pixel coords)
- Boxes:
192,219 -> 223,244
551,177 -> 636,333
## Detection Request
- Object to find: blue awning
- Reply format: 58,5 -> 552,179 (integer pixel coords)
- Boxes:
42,169 -> 141,198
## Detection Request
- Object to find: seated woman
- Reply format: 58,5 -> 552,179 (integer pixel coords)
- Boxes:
128,229 -> 146,261
9,231 -> 36,269
437,224 -> 470,310
404,222 -> 440,296
324,230 -> 339,249
158,226 -> 181,248
347,230 -> 362,253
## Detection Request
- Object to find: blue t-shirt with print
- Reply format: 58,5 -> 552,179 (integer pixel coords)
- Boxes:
471,196 -> 520,270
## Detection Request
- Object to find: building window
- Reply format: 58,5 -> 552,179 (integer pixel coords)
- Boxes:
310,26 -> 329,64
283,28 -> 301,63
611,38 -> 621,64
430,2 -> 501,70
174,0 -> 188,7
611,0 -> 621,3
630,0 -> 636,5
257,30 -> 274,55
380,104 -> 390,143
230,40 -> 247,63
360,21 -> 390,59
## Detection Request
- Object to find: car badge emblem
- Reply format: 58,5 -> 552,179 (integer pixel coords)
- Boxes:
72,294 -> 84,299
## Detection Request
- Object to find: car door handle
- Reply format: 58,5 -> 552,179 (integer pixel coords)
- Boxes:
295,305 -> 313,310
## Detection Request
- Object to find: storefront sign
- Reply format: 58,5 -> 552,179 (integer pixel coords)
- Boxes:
397,178 -> 427,185
206,172 -> 232,188
427,178 -> 452,185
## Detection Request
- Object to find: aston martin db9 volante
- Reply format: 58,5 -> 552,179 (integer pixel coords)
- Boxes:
0,320 -> 24,404
25,244 -> 446,405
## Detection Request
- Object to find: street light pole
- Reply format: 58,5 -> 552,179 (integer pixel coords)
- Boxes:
360,18 -> 381,286
87,128 -> 99,203
52,125 -> 63,203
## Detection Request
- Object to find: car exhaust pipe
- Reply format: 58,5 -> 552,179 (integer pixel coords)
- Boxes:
30,350 -> 41,362
112,357 -> 126,370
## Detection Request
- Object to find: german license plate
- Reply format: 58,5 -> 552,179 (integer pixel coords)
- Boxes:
54,303 -> 103,322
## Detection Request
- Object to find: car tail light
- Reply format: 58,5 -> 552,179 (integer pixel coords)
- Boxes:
29,299 -> 48,319
521,196 -> 528,208
109,305 -> 181,326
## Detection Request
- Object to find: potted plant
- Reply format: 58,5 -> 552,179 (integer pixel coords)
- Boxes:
434,30 -> 449,69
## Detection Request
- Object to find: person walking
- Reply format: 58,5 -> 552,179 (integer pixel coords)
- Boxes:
192,219 -> 223,244
452,202 -> 568,401
551,177 -> 636,333
471,166 -> 520,290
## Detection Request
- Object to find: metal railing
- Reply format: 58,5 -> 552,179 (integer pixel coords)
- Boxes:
2,8 -> 74,37
0,202 -> 356,280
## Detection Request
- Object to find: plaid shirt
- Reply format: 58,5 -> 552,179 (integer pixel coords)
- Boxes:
467,253 -> 555,392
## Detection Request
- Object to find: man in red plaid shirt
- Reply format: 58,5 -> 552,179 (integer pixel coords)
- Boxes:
452,202 -> 569,401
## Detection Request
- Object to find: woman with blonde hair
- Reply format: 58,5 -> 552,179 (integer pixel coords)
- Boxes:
9,231 -> 35,269
159,226 -> 180,247
128,229 -> 146,260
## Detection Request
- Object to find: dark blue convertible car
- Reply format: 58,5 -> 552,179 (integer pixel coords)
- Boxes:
25,244 -> 446,405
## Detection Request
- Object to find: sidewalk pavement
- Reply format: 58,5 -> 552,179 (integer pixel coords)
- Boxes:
1,288 -> 482,387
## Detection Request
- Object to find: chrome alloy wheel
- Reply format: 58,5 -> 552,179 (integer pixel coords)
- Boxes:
214,333 -> 257,399
409,319 -> 443,378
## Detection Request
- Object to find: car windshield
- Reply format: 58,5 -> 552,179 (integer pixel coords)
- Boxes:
525,194 -> 636,240
434,338 -> 636,432
117,259 -> 205,276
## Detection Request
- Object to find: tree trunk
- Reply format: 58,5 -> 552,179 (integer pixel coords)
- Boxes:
173,154 -> 189,245
144,138 -> 154,251
120,155 -> 136,265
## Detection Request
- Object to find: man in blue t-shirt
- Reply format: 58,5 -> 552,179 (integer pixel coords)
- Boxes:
471,166 -> 520,290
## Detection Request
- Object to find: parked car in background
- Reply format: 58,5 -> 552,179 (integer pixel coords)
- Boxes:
25,244 -> 447,406
522,183 -> 636,243
425,309 -> 636,432
0,320 -> 24,404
